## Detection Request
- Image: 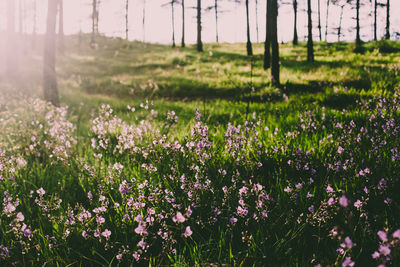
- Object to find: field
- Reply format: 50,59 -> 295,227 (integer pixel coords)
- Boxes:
1,36 -> 400,266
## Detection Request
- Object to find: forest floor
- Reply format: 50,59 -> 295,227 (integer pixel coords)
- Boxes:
0,36 -> 400,266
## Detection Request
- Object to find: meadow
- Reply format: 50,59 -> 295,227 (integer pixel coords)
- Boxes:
1,36 -> 400,266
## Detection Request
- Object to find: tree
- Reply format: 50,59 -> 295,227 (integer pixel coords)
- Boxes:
171,0 -> 176,47
293,0 -> 298,45
181,0 -> 185,47
6,0 -> 18,76
270,0 -> 279,86
215,0 -> 219,43
245,0 -> 253,56
264,0 -> 271,69
197,0 -> 203,52
355,0 -> 362,52
90,0 -> 97,47
325,0 -> 330,41
337,4 -> 344,41
255,0 -> 260,43
58,0 -> 65,54
385,0 -> 390,39
307,0 -> 314,62
43,0 -> 60,106
125,0 -> 129,40
318,0 -> 322,41
373,0 -> 377,40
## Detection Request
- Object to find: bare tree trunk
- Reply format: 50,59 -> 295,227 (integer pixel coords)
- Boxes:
264,0 -> 271,69
171,0 -> 176,48
355,0 -> 362,51
271,0 -> 279,86
255,0 -> 259,43
385,0 -> 390,39
125,0 -> 129,40
325,0 -> 329,41
245,0 -> 253,56
58,0 -> 64,54
215,0 -> 219,43
317,0 -> 322,41
293,0 -> 298,45
338,5 -> 344,42
307,0 -> 314,62
181,0 -> 185,47
197,0 -> 203,52
91,0 -> 97,47
373,0 -> 377,41
43,0 -> 59,106
6,0 -> 18,76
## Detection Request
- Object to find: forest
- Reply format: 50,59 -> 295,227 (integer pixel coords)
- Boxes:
0,0 -> 400,266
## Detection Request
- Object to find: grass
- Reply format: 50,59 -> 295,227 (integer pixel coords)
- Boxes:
0,35 -> 400,266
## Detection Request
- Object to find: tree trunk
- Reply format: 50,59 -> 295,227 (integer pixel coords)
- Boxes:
197,0 -> 203,52
6,0 -> 18,76
338,5 -> 344,42
125,0 -> 129,40
264,0 -> 271,69
317,0 -> 322,41
325,0 -> 329,41
172,1 -> 176,48
58,0 -> 64,54
293,0 -> 298,45
271,0 -> 279,86
43,0 -> 59,106
245,0 -> 253,56
215,0 -> 219,43
255,0 -> 259,43
307,0 -> 314,62
374,0 -> 377,41
385,0 -> 390,39
355,0 -> 362,51
91,0 -> 97,47
181,0 -> 185,47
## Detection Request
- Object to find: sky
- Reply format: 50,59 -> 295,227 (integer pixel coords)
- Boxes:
0,0 -> 399,44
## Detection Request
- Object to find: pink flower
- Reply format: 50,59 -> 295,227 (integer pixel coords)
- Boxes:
344,236 -> 353,248
342,257 -> 354,267
102,229 -> 111,239
377,230 -> 388,242
326,185 -> 334,193
183,226 -> 193,237
132,251 -> 140,261
16,212 -> 24,222
339,195 -> 348,207
353,200 -> 362,208
337,146 -> 344,154
378,244 -> 391,256
230,216 -> 238,224
371,251 -> 380,259
392,229 -> 400,239
134,224 -> 148,236
327,197 -> 336,205
36,187 -> 45,197
4,203 -> 16,214
172,212 -> 185,223
137,239 -> 147,249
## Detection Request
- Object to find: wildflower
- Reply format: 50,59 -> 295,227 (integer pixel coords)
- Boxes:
339,195 -> 348,207
377,230 -> 388,242
378,244 -> 391,256
137,239 -> 147,249
183,226 -> 192,237
392,229 -> 400,239
337,146 -> 344,154
326,185 -> 334,193
308,205 -> 314,213
327,197 -> 336,205
229,216 -> 238,224
102,229 -> 111,239
172,212 -> 185,223
353,200 -> 362,208
96,216 -> 105,225
36,187 -> 45,197
82,230 -> 88,239
344,236 -> 353,248
371,251 -> 380,259
134,224 -> 148,236
4,203 -> 16,214
16,212 -> 24,222
132,251 -> 140,261
342,257 -> 355,267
